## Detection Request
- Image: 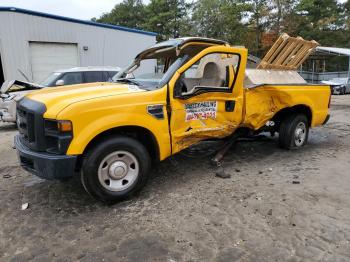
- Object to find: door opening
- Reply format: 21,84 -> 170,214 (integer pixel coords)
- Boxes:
0,52 -> 4,85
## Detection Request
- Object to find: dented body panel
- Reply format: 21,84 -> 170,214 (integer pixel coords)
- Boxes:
243,84 -> 330,129
169,45 -> 247,153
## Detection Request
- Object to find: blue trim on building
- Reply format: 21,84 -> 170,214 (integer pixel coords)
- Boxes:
0,6 -> 157,37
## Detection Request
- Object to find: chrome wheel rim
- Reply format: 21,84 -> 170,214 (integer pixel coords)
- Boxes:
294,122 -> 307,147
98,151 -> 139,192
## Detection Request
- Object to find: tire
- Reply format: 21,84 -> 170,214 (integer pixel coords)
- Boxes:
341,87 -> 346,95
279,114 -> 309,150
80,136 -> 151,203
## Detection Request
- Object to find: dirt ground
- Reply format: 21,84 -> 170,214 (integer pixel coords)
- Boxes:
1,96 -> 350,262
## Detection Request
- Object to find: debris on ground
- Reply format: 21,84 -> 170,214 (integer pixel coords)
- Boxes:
215,169 -> 231,179
21,203 -> 29,210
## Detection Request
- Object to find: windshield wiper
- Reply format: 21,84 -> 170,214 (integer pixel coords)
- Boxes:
114,78 -> 141,86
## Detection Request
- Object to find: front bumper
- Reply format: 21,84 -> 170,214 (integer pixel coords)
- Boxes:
14,135 -> 77,180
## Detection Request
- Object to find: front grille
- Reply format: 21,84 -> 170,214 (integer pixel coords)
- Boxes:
17,98 -> 46,151
17,107 -> 35,143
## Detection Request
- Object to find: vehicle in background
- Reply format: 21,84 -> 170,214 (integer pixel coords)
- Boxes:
41,66 -> 120,87
0,66 -> 120,123
321,77 -> 350,95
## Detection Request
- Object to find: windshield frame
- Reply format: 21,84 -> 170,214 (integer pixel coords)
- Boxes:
113,38 -> 225,90
113,55 -> 189,90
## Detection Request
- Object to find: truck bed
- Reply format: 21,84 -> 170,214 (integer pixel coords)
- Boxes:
242,83 -> 331,130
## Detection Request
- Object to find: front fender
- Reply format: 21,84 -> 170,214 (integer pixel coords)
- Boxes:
66,111 -> 171,160
54,91 -> 171,160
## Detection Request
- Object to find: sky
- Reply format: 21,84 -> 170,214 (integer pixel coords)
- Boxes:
0,0 -> 120,20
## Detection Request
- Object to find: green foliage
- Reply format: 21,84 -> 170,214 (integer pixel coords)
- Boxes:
142,0 -> 192,40
192,0 -> 250,45
97,0 -> 146,29
94,0 -> 350,50
294,0 -> 350,48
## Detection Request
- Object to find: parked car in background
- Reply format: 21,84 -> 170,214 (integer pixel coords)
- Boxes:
321,77 -> 350,95
41,66 -> 120,87
0,66 -> 120,123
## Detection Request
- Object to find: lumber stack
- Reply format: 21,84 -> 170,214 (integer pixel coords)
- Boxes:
257,33 -> 319,70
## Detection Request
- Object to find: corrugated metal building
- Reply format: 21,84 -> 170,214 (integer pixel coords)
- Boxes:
0,7 -> 157,84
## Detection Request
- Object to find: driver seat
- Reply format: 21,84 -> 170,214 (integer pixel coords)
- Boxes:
198,62 -> 224,87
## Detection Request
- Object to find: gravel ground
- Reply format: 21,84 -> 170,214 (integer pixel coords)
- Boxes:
0,96 -> 350,262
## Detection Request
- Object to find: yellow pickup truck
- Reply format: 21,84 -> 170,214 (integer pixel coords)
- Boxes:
15,37 -> 331,202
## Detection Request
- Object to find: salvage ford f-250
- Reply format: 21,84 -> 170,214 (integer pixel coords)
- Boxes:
15,37 -> 331,202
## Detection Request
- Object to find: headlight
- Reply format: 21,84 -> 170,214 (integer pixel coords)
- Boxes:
44,119 -> 73,154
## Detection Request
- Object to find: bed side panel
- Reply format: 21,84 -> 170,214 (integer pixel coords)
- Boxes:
243,85 -> 330,129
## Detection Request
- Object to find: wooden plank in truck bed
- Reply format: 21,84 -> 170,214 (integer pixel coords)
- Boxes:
257,33 -> 319,70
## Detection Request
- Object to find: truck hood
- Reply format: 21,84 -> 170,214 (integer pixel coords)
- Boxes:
25,82 -> 145,117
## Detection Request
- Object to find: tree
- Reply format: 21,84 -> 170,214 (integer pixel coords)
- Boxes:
192,0 -> 249,45
96,0 -> 146,29
245,0 -> 274,55
270,0 -> 300,34
142,0 -> 193,40
94,0 -> 350,56
295,0 -> 346,45
343,0 -> 350,32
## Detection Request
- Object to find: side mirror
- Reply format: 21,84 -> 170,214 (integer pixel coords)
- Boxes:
55,79 -> 65,86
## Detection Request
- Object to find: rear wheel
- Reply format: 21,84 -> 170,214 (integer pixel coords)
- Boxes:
279,114 -> 309,149
80,136 -> 151,203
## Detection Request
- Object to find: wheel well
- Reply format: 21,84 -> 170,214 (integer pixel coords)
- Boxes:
76,126 -> 160,171
272,105 -> 312,129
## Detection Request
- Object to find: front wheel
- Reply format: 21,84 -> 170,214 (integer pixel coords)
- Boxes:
279,114 -> 309,150
80,136 -> 151,203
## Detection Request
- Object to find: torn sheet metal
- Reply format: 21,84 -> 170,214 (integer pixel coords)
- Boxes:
174,122 -> 237,152
1,80 -> 42,94
243,87 -> 292,129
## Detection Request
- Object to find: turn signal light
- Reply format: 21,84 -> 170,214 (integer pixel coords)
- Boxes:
57,120 -> 73,132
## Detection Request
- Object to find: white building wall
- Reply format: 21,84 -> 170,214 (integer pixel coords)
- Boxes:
0,10 -> 156,82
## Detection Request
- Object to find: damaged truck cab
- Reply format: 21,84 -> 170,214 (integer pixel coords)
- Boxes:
15,37 -> 331,202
